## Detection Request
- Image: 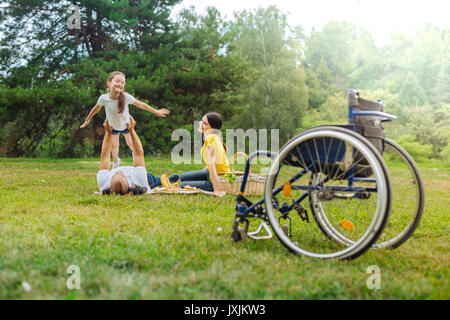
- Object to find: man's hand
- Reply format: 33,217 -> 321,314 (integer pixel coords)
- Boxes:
127,115 -> 136,131
103,119 -> 113,132
156,108 -> 170,118
80,120 -> 90,128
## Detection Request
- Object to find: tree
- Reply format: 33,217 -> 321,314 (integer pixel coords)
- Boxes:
0,3 -> 250,157
397,72 -> 427,106
432,61 -> 450,106
228,6 -> 308,143
304,22 -> 367,85
0,0 -> 181,83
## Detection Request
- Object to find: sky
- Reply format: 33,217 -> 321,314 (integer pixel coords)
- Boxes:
171,0 -> 450,45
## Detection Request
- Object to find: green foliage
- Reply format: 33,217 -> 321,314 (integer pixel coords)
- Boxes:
432,61 -> 450,106
0,3 -> 249,157
397,72 -> 427,106
300,92 -> 348,130
439,143 -> 450,162
304,21 -> 376,88
305,65 -> 332,109
301,21 -> 449,160
228,6 -> 308,143
396,135 -> 433,161
0,3 -> 447,160
0,81 -> 97,157
0,0 -> 181,80
222,173 -> 237,184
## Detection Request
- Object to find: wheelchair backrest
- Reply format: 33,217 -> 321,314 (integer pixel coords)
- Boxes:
348,90 -> 385,154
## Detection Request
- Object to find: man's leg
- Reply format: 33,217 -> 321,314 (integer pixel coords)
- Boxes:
147,173 -> 162,189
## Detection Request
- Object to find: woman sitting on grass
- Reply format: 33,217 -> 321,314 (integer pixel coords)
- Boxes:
168,112 -> 229,197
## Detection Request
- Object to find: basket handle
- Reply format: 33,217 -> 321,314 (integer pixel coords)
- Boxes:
230,152 -> 251,176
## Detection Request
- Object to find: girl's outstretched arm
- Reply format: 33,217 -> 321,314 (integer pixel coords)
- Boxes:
80,104 -> 102,128
133,100 -> 169,118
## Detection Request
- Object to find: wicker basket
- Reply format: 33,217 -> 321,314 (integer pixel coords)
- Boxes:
217,152 -> 266,195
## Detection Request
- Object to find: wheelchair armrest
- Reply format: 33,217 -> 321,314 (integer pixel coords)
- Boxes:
353,111 -> 397,120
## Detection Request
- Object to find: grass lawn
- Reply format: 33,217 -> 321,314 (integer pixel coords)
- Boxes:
0,156 -> 448,299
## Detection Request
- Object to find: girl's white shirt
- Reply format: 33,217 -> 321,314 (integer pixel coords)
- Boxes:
97,92 -> 136,131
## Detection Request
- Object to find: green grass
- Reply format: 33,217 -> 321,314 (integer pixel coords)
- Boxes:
0,156 -> 448,299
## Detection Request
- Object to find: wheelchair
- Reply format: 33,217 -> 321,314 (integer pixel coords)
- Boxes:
230,89 -> 424,260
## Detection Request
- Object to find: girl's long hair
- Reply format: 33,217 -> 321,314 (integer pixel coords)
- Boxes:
107,71 -> 126,114
206,112 -> 227,152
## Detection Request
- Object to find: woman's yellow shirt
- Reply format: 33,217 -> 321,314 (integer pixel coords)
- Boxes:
201,134 -> 230,174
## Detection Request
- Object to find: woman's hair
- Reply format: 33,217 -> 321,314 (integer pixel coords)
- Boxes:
205,112 -> 227,152
107,71 -> 126,114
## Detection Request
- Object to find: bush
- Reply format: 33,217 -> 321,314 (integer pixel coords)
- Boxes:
396,135 -> 433,161
439,143 -> 450,162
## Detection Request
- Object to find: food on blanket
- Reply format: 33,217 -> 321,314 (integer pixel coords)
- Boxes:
161,174 -> 171,188
160,174 -> 179,190
182,185 -> 200,191
222,173 -> 237,184
151,185 -> 202,193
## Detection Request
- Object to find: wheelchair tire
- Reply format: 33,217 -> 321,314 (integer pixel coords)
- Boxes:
265,127 -> 391,260
370,138 -> 425,249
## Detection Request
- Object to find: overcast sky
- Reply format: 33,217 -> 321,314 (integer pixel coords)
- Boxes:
171,0 -> 450,45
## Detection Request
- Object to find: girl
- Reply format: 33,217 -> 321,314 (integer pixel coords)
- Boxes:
173,112 -> 229,197
80,71 -> 169,168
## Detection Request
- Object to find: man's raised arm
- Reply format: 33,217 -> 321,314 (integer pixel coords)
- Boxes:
127,116 -> 145,168
99,120 -> 113,170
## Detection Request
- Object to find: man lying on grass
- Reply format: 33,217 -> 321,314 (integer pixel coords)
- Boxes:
97,116 -> 177,195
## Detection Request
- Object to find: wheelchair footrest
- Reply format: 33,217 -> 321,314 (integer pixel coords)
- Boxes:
247,222 -> 273,240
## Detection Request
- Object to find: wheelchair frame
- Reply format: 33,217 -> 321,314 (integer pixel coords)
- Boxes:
230,89 -> 423,260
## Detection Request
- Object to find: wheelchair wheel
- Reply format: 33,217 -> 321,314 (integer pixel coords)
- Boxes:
265,127 -> 391,260
371,138 -> 425,249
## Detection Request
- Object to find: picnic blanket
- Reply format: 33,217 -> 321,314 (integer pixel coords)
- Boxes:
146,186 -> 220,196
95,186 -> 226,197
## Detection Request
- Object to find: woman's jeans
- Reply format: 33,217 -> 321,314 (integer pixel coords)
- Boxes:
180,170 -> 213,191
147,170 -> 213,191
